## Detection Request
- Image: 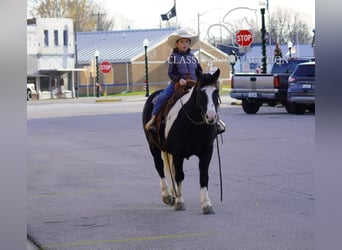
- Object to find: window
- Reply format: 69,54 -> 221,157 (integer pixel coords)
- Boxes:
44,30 -> 49,47
54,30 -> 58,46
63,30 -> 68,46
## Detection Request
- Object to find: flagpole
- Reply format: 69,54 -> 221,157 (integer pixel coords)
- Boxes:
175,0 -> 178,28
160,0 -> 177,26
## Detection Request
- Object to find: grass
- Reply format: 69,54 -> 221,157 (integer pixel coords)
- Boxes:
79,87 -> 231,98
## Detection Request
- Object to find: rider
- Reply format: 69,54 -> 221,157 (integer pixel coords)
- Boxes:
145,29 -> 225,134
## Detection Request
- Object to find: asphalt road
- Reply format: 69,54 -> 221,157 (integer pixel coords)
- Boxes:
27,95 -> 314,250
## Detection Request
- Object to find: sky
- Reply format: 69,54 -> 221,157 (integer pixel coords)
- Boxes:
100,0 -> 315,35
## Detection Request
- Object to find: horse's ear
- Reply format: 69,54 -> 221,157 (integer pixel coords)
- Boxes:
213,68 -> 220,81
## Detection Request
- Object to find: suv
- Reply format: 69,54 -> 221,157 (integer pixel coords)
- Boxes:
287,61 -> 315,114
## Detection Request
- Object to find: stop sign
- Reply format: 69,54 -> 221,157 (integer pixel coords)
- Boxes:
235,30 -> 253,47
100,61 -> 112,74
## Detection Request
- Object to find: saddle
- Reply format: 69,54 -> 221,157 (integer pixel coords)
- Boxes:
155,79 -> 195,133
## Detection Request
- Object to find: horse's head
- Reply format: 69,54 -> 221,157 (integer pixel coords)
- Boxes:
195,68 -> 221,125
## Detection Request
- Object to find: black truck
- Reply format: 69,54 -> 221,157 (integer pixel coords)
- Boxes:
230,57 -> 315,114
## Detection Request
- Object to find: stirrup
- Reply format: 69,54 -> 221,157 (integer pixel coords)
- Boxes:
145,116 -> 157,132
147,124 -> 157,132
216,119 -> 226,134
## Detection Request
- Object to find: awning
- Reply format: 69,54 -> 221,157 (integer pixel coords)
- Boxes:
39,68 -> 89,74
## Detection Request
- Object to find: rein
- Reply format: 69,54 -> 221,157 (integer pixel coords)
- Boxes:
216,133 -> 224,202
179,97 -> 206,125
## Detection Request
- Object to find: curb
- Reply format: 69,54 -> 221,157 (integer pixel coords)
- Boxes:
230,101 -> 242,105
95,98 -> 121,103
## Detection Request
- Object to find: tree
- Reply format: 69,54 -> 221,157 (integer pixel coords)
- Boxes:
206,7 -> 313,47
27,0 -> 114,32
269,9 -> 311,44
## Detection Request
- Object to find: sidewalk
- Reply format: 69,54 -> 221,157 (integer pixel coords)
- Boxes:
27,93 -> 240,105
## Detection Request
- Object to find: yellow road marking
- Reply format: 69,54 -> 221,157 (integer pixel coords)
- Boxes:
42,232 -> 216,249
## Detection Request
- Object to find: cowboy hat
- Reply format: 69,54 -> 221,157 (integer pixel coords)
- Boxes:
167,29 -> 199,48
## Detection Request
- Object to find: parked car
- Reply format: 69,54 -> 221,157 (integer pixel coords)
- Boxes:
27,83 -> 37,101
230,57 -> 314,114
287,61 -> 315,114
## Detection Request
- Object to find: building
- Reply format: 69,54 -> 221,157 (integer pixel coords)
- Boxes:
76,28 -> 230,96
27,18 -> 231,99
27,18 -> 84,100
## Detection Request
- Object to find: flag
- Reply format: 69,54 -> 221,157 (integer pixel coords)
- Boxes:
161,3 -> 176,21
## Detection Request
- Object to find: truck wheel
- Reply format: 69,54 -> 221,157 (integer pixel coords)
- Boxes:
242,100 -> 260,114
307,106 -> 315,113
291,103 -> 305,115
284,103 -> 293,114
27,89 -> 32,101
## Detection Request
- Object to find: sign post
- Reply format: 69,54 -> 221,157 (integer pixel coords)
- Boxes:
99,61 -> 112,97
100,61 -> 112,74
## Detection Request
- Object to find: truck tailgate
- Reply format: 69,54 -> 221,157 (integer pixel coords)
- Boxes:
232,73 -> 274,90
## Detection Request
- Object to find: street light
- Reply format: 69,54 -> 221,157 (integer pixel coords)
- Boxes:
143,38 -> 149,97
228,50 -> 237,75
311,28 -> 315,57
259,0 -> 267,73
288,41 -> 293,58
94,50 -> 100,97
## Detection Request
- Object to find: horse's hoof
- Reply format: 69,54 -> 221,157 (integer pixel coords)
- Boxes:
162,195 -> 175,206
202,206 -> 215,215
174,202 -> 186,211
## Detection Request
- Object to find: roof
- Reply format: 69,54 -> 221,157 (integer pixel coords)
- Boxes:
245,43 -> 315,58
217,43 -> 315,58
76,28 -> 177,64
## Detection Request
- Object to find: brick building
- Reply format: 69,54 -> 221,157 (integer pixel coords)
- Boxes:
76,28 -> 230,96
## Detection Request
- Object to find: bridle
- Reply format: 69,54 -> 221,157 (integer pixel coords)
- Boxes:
179,83 -> 221,126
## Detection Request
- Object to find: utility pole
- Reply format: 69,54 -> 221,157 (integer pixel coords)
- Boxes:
91,12 -> 105,31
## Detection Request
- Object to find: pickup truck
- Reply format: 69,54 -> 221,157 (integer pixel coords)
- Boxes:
230,57 -> 315,114
27,83 -> 37,101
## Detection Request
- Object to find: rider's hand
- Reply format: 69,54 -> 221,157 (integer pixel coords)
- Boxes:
179,78 -> 187,86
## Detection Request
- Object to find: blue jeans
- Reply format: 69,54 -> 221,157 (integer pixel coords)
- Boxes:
152,83 -> 175,116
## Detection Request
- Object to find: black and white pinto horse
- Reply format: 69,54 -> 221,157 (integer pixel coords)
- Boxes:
142,68 -> 221,214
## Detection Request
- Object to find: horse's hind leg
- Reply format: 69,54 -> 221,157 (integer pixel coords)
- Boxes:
161,152 -> 179,207
152,149 -> 174,205
160,178 -> 174,205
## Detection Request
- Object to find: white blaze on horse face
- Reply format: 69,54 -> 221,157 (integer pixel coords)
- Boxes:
202,85 -> 218,124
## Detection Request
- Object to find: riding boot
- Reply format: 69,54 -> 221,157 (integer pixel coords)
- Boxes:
145,115 -> 157,132
216,119 -> 226,134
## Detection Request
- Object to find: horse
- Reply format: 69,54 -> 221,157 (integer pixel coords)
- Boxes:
142,68 -> 221,214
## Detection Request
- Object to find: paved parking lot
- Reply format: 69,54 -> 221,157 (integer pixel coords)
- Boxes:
27,94 -> 314,249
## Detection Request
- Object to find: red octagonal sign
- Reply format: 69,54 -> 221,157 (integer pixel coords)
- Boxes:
100,61 -> 112,74
235,30 -> 253,47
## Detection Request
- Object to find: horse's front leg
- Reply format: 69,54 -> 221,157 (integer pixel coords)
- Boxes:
172,155 -> 185,211
199,149 -> 215,215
